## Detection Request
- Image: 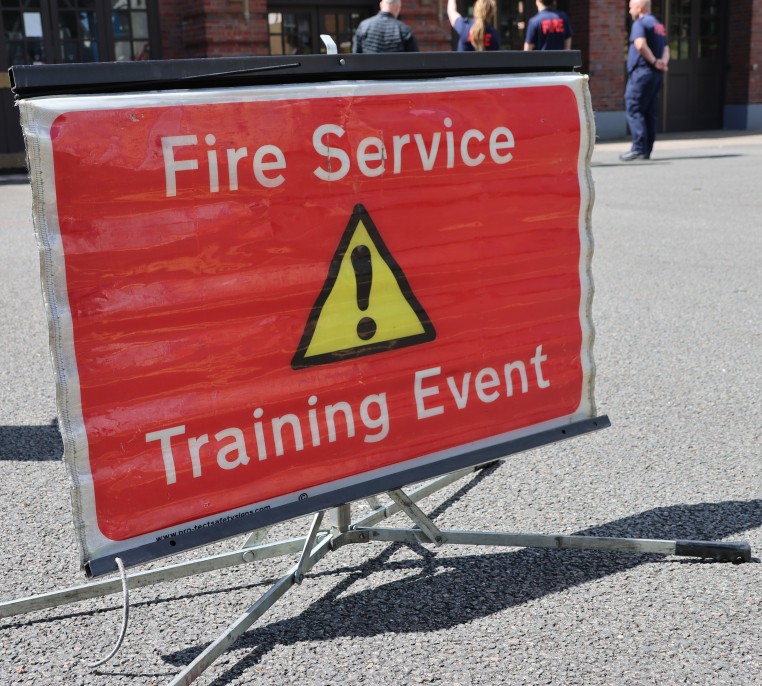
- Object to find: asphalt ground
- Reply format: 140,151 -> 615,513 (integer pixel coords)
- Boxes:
0,130 -> 760,685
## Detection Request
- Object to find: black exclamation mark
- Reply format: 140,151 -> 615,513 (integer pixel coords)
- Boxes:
351,244 -> 377,341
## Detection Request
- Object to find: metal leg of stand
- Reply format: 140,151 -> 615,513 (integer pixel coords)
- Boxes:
329,503 -> 352,535
165,521 -> 750,684
387,489 -> 447,546
240,526 -> 271,549
167,532 -> 335,686
354,527 -> 752,563
163,506 -> 362,685
294,511 -> 325,584
353,465 -> 485,529
0,535 -> 320,619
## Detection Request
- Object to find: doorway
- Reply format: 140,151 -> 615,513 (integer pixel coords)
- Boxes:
641,0 -> 726,132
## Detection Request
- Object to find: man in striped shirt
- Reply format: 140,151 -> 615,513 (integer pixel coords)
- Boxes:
352,0 -> 419,53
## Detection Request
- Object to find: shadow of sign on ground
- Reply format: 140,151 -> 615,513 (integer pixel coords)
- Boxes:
154,468 -> 761,685
591,153 -> 744,168
0,421 -> 63,461
0,463 -> 757,683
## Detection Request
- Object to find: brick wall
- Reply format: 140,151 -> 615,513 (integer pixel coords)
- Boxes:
726,0 -> 753,104
581,0 -> 626,113
752,0 -> 762,103
157,0 -> 184,59
159,0 -> 269,59
567,1 -> 588,69
401,0 -> 451,52
724,0 -> 762,106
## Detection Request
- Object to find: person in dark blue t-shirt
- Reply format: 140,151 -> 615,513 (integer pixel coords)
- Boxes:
620,0 -> 670,161
524,0 -> 573,51
447,0 -> 500,52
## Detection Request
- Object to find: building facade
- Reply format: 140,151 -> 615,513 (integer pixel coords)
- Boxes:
2,0 -> 761,168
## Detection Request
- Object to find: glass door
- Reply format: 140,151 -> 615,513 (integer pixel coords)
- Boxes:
0,0 -> 160,161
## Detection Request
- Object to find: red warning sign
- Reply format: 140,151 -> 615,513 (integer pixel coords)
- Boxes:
23,74 -> 596,567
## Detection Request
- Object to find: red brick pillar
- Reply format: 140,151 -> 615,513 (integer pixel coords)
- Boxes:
158,0 -> 191,59
725,0 -> 762,128
754,0 -> 762,107
404,0 -> 452,51
578,0 -> 627,139
160,0 -> 270,59
754,0 -> 762,116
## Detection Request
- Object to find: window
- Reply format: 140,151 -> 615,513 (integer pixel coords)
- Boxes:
321,8 -> 365,53
57,1 -> 100,63
268,10 -> 312,55
1,1 -> 157,71
111,0 -> 150,61
698,0 -> 720,59
2,2 -> 47,65
668,0 -> 691,59
267,2 -> 374,56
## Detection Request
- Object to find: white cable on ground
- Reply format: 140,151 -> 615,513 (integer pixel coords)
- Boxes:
85,557 -> 129,669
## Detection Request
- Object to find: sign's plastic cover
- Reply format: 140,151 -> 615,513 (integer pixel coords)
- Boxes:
19,73 -> 597,574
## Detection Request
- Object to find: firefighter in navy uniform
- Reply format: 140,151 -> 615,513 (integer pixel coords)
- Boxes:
523,0 -> 573,51
621,0 -> 670,161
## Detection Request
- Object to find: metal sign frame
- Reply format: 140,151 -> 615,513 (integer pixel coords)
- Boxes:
16,54 -> 601,577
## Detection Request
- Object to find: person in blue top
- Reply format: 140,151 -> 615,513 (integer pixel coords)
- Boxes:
447,0 -> 499,52
620,0 -> 670,161
524,0 -> 573,51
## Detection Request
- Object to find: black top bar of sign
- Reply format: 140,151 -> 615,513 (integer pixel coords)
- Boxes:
10,51 -> 581,99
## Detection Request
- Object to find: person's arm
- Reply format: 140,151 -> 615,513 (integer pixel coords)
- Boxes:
447,0 -> 461,27
634,36 -> 668,71
523,17 -> 536,50
658,45 -> 670,71
563,13 -> 573,50
352,26 -> 362,53
403,26 -> 419,52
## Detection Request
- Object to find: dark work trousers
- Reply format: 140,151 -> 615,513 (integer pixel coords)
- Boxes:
625,66 -> 664,157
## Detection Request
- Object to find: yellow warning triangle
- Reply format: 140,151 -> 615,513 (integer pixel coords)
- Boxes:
292,204 -> 436,369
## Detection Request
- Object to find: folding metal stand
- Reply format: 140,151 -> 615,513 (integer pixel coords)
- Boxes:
0,460 -> 751,685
